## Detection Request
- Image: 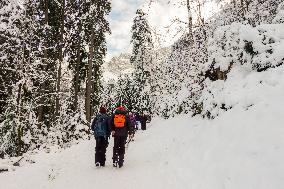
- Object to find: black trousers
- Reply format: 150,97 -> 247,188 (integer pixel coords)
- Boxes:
95,136 -> 108,166
113,136 -> 127,165
141,122 -> 146,130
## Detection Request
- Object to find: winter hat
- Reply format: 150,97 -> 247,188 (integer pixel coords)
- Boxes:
116,106 -> 125,111
99,107 -> 107,114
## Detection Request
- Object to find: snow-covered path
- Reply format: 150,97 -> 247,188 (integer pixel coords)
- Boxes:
1,109 -> 284,189
0,117 -> 202,189
1,64 -> 284,189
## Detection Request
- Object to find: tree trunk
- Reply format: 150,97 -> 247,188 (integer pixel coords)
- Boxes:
91,63 -> 100,116
74,21 -> 82,111
186,0 -> 193,37
17,126 -> 23,156
240,0 -> 247,20
55,0 -> 65,118
197,1 -> 204,25
38,0 -> 49,125
16,82 -> 23,156
85,27 -> 95,123
16,83 -> 22,116
233,0 -> 236,7
90,73 -> 95,117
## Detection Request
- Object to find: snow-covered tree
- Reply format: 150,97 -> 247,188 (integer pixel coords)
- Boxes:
0,0 -> 112,157
0,0 -> 23,117
130,9 -> 153,114
84,0 -> 111,122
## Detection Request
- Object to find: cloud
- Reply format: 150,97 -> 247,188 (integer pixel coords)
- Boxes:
106,0 -> 219,61
106,0 -> 145,61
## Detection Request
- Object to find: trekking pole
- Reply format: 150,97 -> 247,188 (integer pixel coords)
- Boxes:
126,137 -> 132,149
13,157 -> 24,166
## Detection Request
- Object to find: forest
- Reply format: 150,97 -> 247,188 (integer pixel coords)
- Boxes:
1,0 -> 283,158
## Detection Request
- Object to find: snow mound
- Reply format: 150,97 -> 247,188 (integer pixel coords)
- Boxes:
206,22 -> 284,73
202,10 -> 284,118
202,63 -> 284,118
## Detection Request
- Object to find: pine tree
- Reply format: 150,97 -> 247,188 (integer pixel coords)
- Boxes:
84,0 -> 111,122
115,75 -> 137,111
36,0 -> 61,127
0,0 -> 22,117
0,0 -> 46,156
66,0 -> 88,112
130,9 -> 153,114
0,0 -> 113,157
55,0 -> 66,118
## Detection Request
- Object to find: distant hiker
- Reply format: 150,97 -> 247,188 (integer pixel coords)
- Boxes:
140,113 -> 147,130
135,112 -> 141,130
128,111 -> 137,140
110,106 -> 133,168
91,107 -> 110,167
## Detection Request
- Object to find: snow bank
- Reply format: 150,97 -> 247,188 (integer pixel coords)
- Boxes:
202,63 -> 284,118
206,22 -> 284,73
202,8 -> 284,118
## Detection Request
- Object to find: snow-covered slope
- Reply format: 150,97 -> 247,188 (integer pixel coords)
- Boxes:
103,53 -> 133,81
152,1 -> 284,118
1,64 -> 284,188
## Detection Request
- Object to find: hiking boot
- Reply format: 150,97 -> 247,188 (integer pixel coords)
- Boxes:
95,162 -> 100,167
113,163 -> 117,167
118,162 -> 123,168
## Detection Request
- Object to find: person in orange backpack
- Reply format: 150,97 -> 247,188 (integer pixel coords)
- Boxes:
110,106 -> 133,168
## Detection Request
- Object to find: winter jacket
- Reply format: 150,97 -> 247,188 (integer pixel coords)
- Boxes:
91,113 -> 111,138
140,115 -> 147,124
110,109 -> 133,136
140,115 -> 147,130
135,113 -> 141,122
129,114 -> 137,129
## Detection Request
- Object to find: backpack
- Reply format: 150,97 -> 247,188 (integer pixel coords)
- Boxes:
114,114 -> 126,128
129,115 -> 137,127
93,114 -> 108,137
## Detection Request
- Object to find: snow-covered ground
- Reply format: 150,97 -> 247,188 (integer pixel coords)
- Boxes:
1,62 -> 284,189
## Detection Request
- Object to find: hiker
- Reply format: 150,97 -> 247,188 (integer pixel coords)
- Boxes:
140,112 -> 147,130
91,107 -> 110,167
128,111 -> 137,140
110,106 -> 133,168
135,112 -> 141,130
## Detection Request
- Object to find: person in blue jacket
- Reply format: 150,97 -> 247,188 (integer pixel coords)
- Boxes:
91,107 -> 110,167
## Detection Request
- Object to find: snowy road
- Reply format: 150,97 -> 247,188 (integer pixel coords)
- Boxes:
0,117 -> 200,189
1,67 -> 284,189
1,108 -> 284,189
